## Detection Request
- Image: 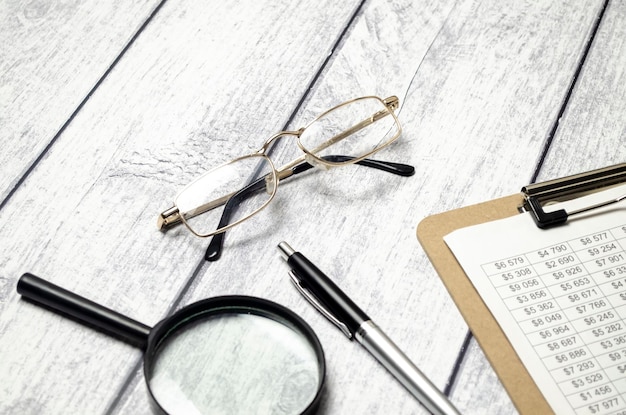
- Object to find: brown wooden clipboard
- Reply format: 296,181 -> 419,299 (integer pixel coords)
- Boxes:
416,164 -> 626,414
417,163 -> 626,415
416,193 -> 552,415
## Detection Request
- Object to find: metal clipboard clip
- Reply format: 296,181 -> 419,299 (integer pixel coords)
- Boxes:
521,163 -> 626,229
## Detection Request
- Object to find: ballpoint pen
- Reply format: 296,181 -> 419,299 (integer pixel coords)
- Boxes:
277,241 -> 461,415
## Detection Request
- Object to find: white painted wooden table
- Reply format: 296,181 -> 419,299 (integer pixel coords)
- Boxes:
1,0 -> 624,413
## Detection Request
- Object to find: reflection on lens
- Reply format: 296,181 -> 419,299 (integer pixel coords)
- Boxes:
299,97 -> 399,160
148,312 -> 321,415
175,155 -> 276,237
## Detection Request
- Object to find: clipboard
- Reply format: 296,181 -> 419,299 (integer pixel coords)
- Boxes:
416,163 -> 626,415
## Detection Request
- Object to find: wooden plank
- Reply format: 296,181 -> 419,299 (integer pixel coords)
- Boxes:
450,1 -> 626,413
450,337 -> 515,414
0,0 -> 161,203
111,0 -> 607,414
0,1 -> 364,413
537,0 -> 626,180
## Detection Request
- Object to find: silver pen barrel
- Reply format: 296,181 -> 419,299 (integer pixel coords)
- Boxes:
356,321 -> 461,415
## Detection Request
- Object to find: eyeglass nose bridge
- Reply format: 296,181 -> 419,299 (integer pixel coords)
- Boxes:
260,128 -> 336,175
258,128 -> 324,178
259,129 -> 304,154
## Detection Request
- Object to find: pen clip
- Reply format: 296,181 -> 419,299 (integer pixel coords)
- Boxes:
289,270 -> 353,339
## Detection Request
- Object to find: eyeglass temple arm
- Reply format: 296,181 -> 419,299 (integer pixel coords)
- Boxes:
204,155 -> 415,261
204,177 -> 267,261
327,156 -> 414,176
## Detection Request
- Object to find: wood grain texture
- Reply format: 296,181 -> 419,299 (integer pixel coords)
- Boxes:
450,338 -> 514,414
0,0 -> 365,413
0,0 -> 161,203
0,0 -> 618,414
450,1 -> 626,413
537,0 -> 626,180
111,0 -> 608,414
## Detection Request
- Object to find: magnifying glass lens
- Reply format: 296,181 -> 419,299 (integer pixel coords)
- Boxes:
148,312 -> 322,415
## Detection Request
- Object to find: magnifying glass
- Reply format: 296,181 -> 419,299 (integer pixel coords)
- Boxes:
17,273 -> 325,415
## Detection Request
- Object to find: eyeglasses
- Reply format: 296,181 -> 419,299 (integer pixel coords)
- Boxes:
158,95 -> 412,260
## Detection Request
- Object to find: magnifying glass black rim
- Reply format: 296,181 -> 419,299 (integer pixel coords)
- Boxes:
144,295 -> 326,415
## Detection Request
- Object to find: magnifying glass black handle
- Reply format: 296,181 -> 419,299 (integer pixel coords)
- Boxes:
17,273 -> 151,348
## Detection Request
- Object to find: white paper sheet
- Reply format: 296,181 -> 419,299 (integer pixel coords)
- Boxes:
445,185 -> 626,415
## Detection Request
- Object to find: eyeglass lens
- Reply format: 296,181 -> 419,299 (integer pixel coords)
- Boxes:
299,97 -> 399,159
176,154 -> 276,236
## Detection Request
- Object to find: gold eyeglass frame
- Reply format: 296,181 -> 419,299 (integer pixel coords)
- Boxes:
158,95 -> 402,237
